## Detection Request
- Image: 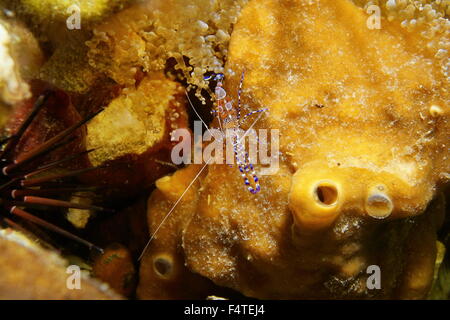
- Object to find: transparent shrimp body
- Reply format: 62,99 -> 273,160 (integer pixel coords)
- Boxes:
206,72 -> 267,194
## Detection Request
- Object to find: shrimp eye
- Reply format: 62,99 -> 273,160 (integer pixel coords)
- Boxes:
225,101 -> 233,111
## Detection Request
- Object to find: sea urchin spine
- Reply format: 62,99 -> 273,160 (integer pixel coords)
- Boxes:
0,89 -> 108,253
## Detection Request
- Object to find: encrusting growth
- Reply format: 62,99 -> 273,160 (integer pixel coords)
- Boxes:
138,0 -> 449,299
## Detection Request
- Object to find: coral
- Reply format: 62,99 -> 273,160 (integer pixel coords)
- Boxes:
80,72 -> 189,200
39,32 -> 100,94
0,229 -> 121,299
0,0 -> 131,35
350,0 -> 450,82
0,0 -> 131,94
66,192 -> 96,229
0,22 -> 29,106
138,0 -> 449,299
86,73 -> 181,166
86,0 -> 248,95
0,16 -> 43,108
